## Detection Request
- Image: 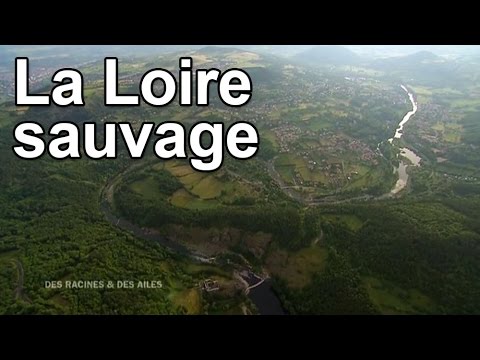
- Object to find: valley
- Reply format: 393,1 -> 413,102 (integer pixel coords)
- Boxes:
1,45 -> 480,315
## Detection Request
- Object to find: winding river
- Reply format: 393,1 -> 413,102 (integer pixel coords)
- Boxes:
388,85 -> 421,196
388,85 -> 418,144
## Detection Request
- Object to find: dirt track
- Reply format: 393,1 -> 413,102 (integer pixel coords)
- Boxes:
12,259 -> 31,303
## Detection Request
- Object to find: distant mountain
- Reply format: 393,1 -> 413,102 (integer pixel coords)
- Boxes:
346,45 -> 480,59
294,46 -> 361,66
236,45 -> 315,57
372,51 -> 442,70
196,46 -> 241,55
0,45 -> 205,67
371,51 -> 459,86
403,50 -> 439,61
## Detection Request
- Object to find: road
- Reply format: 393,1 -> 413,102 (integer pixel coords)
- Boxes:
12,259 -> 30,303
266,157 -> 377,205
266,157 -> 310,204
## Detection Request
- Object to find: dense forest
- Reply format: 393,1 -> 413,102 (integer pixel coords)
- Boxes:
2,45 -> 480,315
0,107 -> 249,314
114,170 -> 310,250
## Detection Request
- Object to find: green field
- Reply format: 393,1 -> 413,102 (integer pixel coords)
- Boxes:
363,276 -> 436,314
130,177 -> 165,200
275,154 -> 326,184
322,214 -> 364,232
184,263 -> 231,277
163,162 -> 262,209
190,176 -> 223,200
432,122 -> 463,143
168,288 -> 202,315
170,189 -> 218,210
263,130 -> 280,149
267,246 -> 328,288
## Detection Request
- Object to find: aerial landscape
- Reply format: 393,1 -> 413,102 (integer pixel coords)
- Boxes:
1,45 -> 480,314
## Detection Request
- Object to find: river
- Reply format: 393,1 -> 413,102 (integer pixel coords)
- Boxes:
388,85 -> 418,143
388,85 -> 421,195
246,281 -> 285,315
239,271 -> 285,315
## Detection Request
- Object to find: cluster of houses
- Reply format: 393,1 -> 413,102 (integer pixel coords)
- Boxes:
271,124 -> 302,153
200,279 -> 220,292
1,66 -> 54,98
